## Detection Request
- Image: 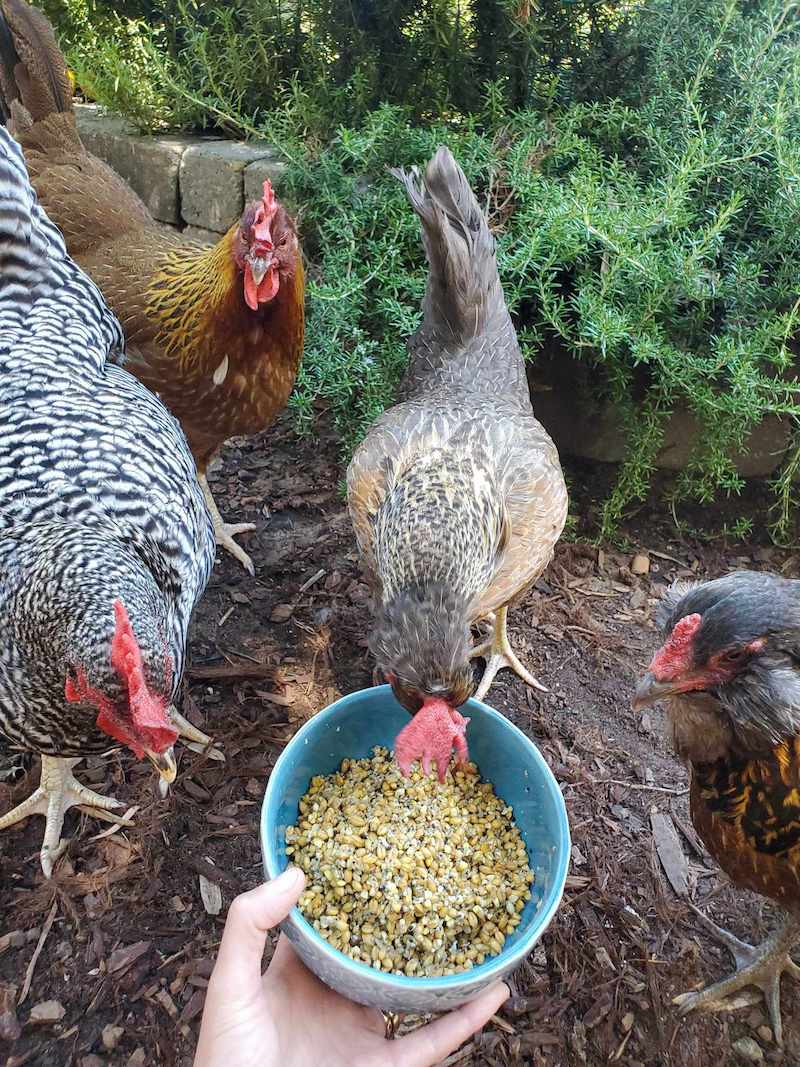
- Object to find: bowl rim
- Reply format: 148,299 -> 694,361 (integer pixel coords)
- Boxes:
261,684 -> 571,991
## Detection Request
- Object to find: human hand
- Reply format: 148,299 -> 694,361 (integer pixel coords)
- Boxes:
194,867 -> 510,1067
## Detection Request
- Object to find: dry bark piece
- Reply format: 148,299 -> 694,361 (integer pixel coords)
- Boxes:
107,941 -> 151,977
180,989 -> 206,1024
0,983 -> 21,1041
102,1023 -> 124,1050
0,931 -> 25,956
732,1037 -> 764,1062
270,603 -> 294,623
29,999 -> 65,1024
199,874 -> 223,916
650,813 -> 689,897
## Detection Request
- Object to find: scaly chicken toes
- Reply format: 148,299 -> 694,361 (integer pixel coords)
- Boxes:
471,605 -> 547,701
394,698 -> 470,783
0,755 -> 123,878
169,705 -> 224,761
674,905 -> 800,1046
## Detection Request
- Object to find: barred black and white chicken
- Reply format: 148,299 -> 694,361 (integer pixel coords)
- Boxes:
0,125 -> 215,876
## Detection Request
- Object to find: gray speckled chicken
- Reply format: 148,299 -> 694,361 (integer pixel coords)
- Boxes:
347,147 -> 568,779
0,125 -> 215,876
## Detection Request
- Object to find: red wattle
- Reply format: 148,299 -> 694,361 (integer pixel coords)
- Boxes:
244,265 -> 280,310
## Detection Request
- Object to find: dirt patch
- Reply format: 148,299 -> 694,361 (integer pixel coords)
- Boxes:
1,419 -> 798,1067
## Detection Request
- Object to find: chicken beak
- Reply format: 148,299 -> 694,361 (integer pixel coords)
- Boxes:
632,672 -> 676,710
146,746 -> 177,784
247,252 -> 273,286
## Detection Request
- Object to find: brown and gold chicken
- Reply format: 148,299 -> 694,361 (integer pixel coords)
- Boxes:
634,571 -> 800,1045
0,0 -> 304,576
347,147 -> 567,779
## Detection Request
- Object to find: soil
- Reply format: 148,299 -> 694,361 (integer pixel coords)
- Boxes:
1,418 -> 798,1067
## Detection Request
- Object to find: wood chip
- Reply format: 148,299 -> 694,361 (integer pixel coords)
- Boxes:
270,603 -> 294,623
107,941 -> 151,977
154,989 -> 178,1019
650,812 -> 689,897
180,988 -> 206,1024
28,999 -> 65,1024
583,991 -> 613,1028
0,984 -> 21,1041
255,689 -> 294,706
198,874 -> 223,916
102,1023 -> 124,1051
631,554 -> 651,575
0,931 -> 25,956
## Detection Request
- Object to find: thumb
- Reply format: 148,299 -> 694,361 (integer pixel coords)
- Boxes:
210,867 -> 306,998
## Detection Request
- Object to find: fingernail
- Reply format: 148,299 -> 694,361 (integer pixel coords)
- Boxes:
271,866 -> 304,891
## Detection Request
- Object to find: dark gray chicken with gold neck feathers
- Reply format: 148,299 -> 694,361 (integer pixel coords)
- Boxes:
347,147 -> 567,780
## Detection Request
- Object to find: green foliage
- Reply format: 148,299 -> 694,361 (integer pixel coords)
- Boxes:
46,0 -> 632,133
48,0 -> 800,534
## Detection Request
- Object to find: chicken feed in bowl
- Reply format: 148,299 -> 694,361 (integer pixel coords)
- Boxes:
285,746 -> 534,978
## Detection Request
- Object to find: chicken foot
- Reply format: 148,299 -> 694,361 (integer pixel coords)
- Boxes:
169,705 -> 224,762
471,605 -> 547,702
674,902 -> 800,1046
199,473 -> 256,577
0,756 -> 123,878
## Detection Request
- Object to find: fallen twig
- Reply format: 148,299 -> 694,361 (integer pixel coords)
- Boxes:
18,898 -> 57,1005
187,662 -> 275,680
596,778 -> 689,795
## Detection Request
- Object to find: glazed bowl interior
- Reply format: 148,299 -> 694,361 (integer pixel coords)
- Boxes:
261,685 -> 569,1010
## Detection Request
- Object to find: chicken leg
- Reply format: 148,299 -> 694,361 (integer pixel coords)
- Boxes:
0,756 -> 124,877
674,903 -> 800,1046
199,472 -> 256,577
471,605 -> 547,702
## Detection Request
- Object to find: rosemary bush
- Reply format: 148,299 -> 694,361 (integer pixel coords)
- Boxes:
46,0 -> 800,535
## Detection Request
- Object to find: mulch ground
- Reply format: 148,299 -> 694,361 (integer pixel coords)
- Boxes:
0,418 -> 798,1067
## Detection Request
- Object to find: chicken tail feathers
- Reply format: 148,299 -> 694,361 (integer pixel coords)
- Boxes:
391,146 -> 504,345
0,0 -> 72,133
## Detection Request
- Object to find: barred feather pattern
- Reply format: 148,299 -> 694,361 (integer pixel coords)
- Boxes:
0,127 -> 214,757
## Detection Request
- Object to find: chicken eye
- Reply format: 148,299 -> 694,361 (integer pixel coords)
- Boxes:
722,647 -> 747,663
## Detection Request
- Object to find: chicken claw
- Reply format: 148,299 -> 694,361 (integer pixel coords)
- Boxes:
0,756 -> 123,878
394,699 -> 470,783
168,705 -> 224,762
199,473 -> 256,576
674,902 -> 800,1046
471,604 -> 547,701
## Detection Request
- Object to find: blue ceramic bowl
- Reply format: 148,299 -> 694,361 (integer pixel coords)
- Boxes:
261,685 -> 569,1013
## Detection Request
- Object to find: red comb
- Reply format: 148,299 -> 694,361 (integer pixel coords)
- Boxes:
650,612 -> 701,681
111,601 -> 176,746
251,179 -> 278,249
64,602 -> 177,757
